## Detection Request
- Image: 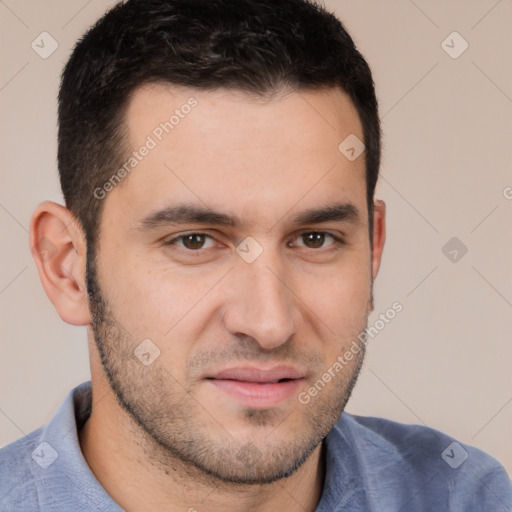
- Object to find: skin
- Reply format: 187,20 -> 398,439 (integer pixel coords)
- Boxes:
30,84 -> 386,512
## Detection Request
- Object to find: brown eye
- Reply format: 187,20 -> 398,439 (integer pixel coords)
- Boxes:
182,234 -> 206,250
303,232 -> 326,248
294,232 -> 338,249
165,232 -> 216,251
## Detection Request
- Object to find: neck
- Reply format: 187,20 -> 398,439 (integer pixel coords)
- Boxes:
79,381 -> 326,512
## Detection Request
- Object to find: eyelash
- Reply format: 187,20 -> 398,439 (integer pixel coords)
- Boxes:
163,231 -> 345,253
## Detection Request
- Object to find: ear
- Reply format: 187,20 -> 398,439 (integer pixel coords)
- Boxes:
371,199 -> 386,280
367,199 -> 386,313
29,201 -> 91,326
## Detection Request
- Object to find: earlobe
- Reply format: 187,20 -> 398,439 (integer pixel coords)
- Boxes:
29,201 -> 91,326
371,199 -> 386,281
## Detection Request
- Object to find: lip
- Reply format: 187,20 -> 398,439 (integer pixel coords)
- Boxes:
205,366 -> 305,408
209,365 -> 305,383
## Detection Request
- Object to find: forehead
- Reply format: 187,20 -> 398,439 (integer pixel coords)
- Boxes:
103,83 -> 366,230
124,82 -> 362,150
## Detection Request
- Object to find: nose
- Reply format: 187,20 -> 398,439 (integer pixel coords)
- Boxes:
223,250 -> 297,351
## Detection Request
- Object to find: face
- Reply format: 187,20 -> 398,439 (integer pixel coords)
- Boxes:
87,84 -> 381,484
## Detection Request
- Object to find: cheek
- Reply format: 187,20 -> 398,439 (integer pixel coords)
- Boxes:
301,259 -> 372,324
107,267 -> 220,364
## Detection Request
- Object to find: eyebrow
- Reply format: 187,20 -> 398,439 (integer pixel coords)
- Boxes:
137,202 -> 362,232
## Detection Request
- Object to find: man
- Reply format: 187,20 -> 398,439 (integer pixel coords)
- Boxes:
1,0 -> 510,510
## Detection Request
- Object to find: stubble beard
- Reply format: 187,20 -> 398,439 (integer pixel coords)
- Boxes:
85,245 -> 367,485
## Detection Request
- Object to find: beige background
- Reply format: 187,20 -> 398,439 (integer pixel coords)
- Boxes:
1,0 -> 511,476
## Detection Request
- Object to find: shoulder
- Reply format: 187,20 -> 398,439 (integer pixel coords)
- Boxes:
328,413 -> 512,511
0,381 -> 96,512
0,426 -> 46,511
342,413 -> 505,472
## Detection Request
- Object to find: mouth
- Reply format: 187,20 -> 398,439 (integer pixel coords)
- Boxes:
205,366 -> 306,408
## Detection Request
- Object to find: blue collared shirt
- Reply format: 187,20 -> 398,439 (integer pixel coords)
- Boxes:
1,381 -> 511,511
